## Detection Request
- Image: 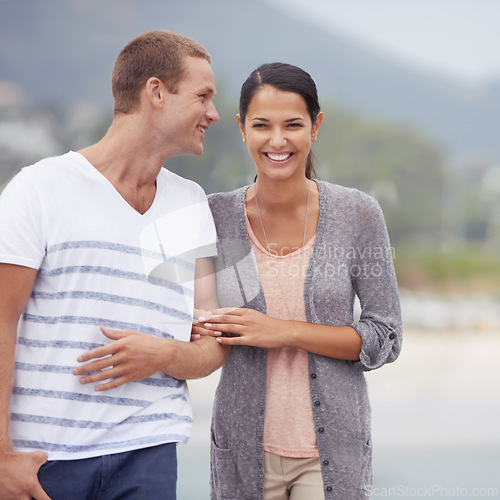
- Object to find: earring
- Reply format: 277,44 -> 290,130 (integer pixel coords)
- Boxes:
242,136 -> 246,143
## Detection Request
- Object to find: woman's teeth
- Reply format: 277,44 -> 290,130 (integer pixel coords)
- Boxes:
266,152 -> 292,161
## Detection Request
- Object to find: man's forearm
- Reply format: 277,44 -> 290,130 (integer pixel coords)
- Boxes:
0,265 -> 40,452
161,336 -> 229,380
0,325 -> 17,450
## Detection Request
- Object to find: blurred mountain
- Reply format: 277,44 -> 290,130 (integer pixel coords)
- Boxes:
1,0 -> 499,162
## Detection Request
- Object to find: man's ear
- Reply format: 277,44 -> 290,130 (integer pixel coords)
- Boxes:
145,77 -> 165,108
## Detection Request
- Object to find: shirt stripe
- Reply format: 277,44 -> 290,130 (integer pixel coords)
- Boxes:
17,337 -> 102,350
23,314 -> 175,339
13,387 -> 153,407
11,412 -> 193,429
31,290 -> 191,321
15,362 -> 183,388
46,240 -> 195,271
38,266 -> 193,296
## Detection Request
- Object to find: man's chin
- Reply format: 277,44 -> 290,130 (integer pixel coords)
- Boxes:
188,141 -> 204,157
192,144 -> 204,157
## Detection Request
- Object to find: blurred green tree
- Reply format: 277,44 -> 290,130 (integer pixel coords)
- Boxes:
314,104 -> 447,248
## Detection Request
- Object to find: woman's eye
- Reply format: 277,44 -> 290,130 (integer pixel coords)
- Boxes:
252,123 -> 267,128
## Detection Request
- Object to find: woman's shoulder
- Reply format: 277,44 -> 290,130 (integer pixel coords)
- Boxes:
208,186 -> 248,211
316,180 -> 387,238
317,180 -> 378,209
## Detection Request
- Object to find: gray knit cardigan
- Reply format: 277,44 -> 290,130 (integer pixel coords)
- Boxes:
208,180 -> 402,500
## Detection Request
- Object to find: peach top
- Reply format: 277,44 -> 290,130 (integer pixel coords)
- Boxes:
245,212 -> 319,458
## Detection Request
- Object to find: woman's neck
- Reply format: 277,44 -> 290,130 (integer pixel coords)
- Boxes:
253,177 -> 312,212
245,176 -> 319,255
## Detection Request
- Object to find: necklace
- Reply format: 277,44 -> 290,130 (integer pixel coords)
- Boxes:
254,181 -> 310,321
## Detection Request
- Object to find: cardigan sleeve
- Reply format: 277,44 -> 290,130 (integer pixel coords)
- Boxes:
350,194 -> 402,371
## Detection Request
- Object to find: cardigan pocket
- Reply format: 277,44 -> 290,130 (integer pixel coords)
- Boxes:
211,431 -> 238,499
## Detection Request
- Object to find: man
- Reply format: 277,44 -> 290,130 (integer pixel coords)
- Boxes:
0,30 -> 226,499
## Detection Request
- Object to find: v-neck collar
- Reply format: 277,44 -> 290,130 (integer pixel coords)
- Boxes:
71,151 -> 160,218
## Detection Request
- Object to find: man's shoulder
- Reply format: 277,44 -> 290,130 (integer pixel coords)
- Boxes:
18,151 -> 83,182
2,152 -> 81,195
159,168 -> 208,200
25,151 -> 79,170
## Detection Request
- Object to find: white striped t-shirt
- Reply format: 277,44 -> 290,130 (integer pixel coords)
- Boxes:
0,151 -> 216,460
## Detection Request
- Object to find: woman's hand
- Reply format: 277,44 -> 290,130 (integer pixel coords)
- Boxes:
196,308 -> 363,360
198,307 -> 287,349
191,308 -> 221,341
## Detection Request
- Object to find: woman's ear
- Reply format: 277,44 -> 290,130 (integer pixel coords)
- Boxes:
312,111 -> 324,141
237,114 -> 246,143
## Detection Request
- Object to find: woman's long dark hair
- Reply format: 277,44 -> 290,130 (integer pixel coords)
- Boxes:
239,62 -> 321,179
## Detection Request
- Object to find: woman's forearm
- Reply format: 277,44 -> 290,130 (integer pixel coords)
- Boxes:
201,308 -> 362,361
287,321 -> 362,360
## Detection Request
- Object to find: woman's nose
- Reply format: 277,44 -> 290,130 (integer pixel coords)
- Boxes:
269,130 -> 286,147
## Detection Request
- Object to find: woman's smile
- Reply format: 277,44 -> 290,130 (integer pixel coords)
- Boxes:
264,152 -> 294,163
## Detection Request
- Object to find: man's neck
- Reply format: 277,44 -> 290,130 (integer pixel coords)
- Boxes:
78,120 -> 163,215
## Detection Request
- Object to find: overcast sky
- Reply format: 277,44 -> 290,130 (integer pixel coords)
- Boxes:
266,0 -> 500,85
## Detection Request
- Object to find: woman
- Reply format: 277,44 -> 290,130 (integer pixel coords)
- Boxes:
194,62 -> 402,500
